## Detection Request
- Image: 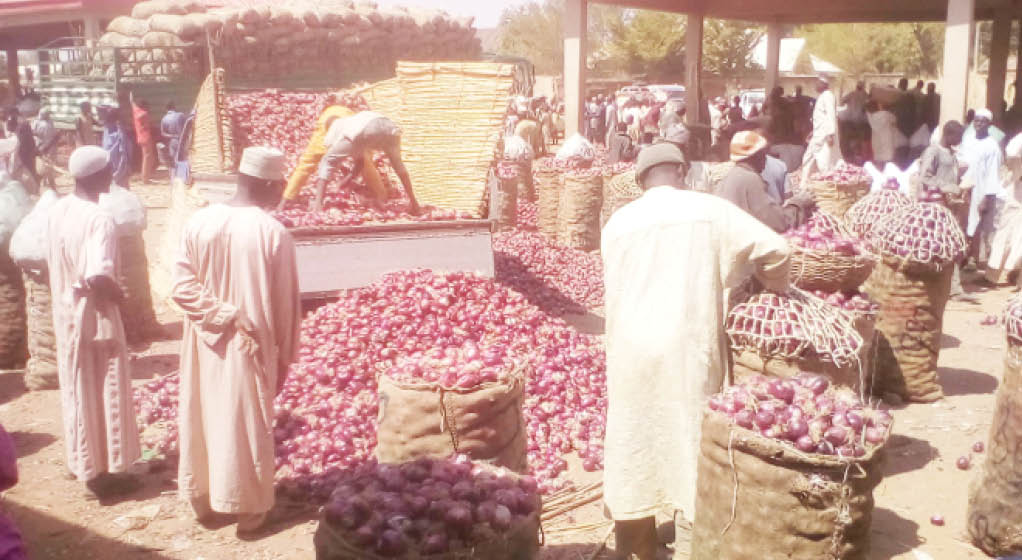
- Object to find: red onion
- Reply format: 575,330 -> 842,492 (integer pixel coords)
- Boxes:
973,441 -> 985,453
956,456 -> 971,470
930,514 -> 945,526
494,230 -> 604,316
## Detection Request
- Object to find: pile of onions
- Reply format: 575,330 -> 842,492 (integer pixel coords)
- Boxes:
1005,296 -> 1022,345
726,290 -> 863,366
494,230 -> 605,315
134,375 -> 179,456
708,374 -> 892,457
563,166 -> 604,180
323,456 -> 539,557
495,161 -> 521,180
784,213 -> 864,255
384,342 -> 517,388
810,290 -> 879,316
811,161 -> 871,184
516,203 -> 538,231
135,270 -> 606,498
869,202 -> 967,268
845,189 -> 913,239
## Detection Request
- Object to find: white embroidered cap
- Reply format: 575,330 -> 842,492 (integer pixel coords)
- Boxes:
68,145 -> 111,178
238,146 -> 287,181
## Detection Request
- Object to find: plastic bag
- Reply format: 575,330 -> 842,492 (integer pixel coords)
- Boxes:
503,135 -> 533,162
555,133 -> 596,165
98,185 -> 147,237
9,189 -> 58,271
0,174 -> 31,246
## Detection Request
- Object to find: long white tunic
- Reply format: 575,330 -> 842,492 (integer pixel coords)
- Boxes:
601,186 -> 791,520
47,193 -> 140,481
961,135 -> 1005,236
171,204 -> 300,514
802,89 -> 842,182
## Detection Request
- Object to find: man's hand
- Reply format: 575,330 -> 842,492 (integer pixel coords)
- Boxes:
234,314 -> 260,357
825,134 -> 835,146
311,179 -> 327,213
407,197 -> 421,216
85,276 -> 124,304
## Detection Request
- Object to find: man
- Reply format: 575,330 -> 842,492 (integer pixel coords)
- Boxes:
47,146 -> 141,499
923,83 -> 941,132
765,86 -> 795,145
840,81 -> 869,147
586,96 -> 604,144
160,103 -> 186,167
607,122 -> 636,165
5,110 -> 38,193
659,100 -> 685,139
171,146 -> 301,537
282,98 -> 355,205
602,143 -> 791,560
709,97 -> 725,148
919,121 -> 971,300
514,111 -> 544,158
801,75 -> 842,185
720,130 -> 810,232
311,111 -> 419,214
76,101 -> 98,147
961,109 -> 1006,267
130,92 -> 155,184
726,95 -> 744,126
32,109 -> 58,191
762,150 -> 790,205
101,106 -> 132,188
605,95 -> 619,146
792,85 -> 814,141
893,78 -> 918,165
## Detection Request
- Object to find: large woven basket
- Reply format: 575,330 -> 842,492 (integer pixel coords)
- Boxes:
535,168 -> 562,240
601,171 -> 641,227
790,248 -> 876,292
809,179 -> 871,219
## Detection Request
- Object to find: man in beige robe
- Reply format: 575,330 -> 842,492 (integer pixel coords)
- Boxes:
47,146 -> 141,499
171,146 -> 300,537
601,144 -> 791,559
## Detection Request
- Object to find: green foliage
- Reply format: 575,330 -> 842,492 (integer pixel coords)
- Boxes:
496,1 -> 566,74
703,19 -> 764,75
602,10 -> 686,78
797,23 -> 944,77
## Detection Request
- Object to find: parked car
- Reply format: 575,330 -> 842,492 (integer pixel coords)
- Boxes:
647,84 -> 686,103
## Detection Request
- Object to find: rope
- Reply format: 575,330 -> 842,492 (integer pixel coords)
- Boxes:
721,429 -> 740,537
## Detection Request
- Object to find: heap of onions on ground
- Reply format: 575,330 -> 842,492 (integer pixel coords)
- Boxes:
868,202 -> 968,269
726,290 -> 864,367
493,230 -> 604,315
135,270 -> 606,498
323,456 -> 539,557
708,374 -> 892,457
845,188 -> 913,239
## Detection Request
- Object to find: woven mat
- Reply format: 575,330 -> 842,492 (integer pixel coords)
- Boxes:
190,69 -> 233,174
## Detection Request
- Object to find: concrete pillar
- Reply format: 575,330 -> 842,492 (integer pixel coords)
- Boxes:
940,0 -> 975,124
563,0 -> 587,138
988,15 -> 1011,120
4,50 -> 19,101
685,10 -> 704,125
765,22 -> 782,95
1015,19 -> 1022,107
83,15 -> 102,46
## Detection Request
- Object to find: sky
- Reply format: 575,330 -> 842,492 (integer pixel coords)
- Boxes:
374,0 -> 527,28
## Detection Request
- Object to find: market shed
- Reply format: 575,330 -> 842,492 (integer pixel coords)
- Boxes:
563,0 -> 1022,134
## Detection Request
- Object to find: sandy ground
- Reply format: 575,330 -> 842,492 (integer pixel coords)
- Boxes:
0,179 -> 1014,559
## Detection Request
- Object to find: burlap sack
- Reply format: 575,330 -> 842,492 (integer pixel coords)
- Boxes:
375,372 -> 527,473
0,251 -> 27,370
535,169 -> 561,241
601,172 -> 641,228
119,233 -> 161,346
21,271 -> 58,391
107,16 -> 150,37
968,343 -> 1022,556
514,161 -> 535,203
732,313 -> 877,394
864,261 -> 951,402
692,412 -> 884,560
558,174 -> 602,251
313,498 -> 539,560
149,14 -> 201,39
491,173 -> 518,233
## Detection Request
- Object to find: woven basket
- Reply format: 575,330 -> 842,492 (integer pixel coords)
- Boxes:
601,171 -> 641,228
535,168 -> 562,240
790,249 -> 876,292
809,179 -> 871,219
190,69 -> 234,174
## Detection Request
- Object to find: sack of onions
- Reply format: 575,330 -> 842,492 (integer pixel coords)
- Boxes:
808,162 -> 872,218
375,343 -> 528,473
601,170 -> 642,228
490,162 -> 519,232
692,374 -> 889,560
863,202 -> 966,402
967,297 -> 1022,556
726,290 -> 867,391
118,233 -> 162,346
784,213 -> 875,293
0,252 -> 26,370
532,157 -> 563,241
21,270 -> 58,391
558,167 -> 603,251
844,187 -> 912,241
313,456 -> 541,560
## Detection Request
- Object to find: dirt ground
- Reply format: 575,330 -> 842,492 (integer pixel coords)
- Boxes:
0,179 -> 1014,559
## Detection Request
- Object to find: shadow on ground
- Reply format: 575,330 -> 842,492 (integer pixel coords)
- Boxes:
883,433 -> 940,477
870,507 -> 923,559
9,430 -> 57,459
939,367 -> 999,397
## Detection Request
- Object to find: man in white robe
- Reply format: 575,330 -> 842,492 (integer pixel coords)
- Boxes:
602,143 -> 791,559
47,146 -> 141,499
960,109 -> 1005,266
171,147 -> 301,537
801,75 -> 843,184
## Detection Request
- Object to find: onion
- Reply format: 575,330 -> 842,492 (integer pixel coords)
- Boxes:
930,514 -> 945,526
956,456 -> 971,470
973,441 -> 985,453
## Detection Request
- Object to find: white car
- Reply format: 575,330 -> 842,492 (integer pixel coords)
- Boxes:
647,84 -> 686,103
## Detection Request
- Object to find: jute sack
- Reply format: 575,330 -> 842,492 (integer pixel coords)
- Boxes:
514,161 -> 535,203
375,370 -> 527,473
119,233 -> 161,346
535,169 -> 561,241
313,494 -> 539,560
967,343 -> 1022,556
864,261 -> 951,402
600,172 -> 641,228
558,173 -> 602,251
21,270 -> 58,391
0,250 -> 27,370
491,166 -> 519,233
692,411 -> 884,560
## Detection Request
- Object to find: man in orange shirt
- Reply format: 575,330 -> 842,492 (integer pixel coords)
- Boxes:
281,96 -> 355,204
130,91 -> 155,184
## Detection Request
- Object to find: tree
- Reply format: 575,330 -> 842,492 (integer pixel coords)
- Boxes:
797,23 -> 944,77
702,20 -> 764,76
495,1 -> 565,74
602,10 -> 686,79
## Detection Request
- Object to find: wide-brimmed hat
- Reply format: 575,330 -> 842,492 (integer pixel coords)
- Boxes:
729,130 -> 768,162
